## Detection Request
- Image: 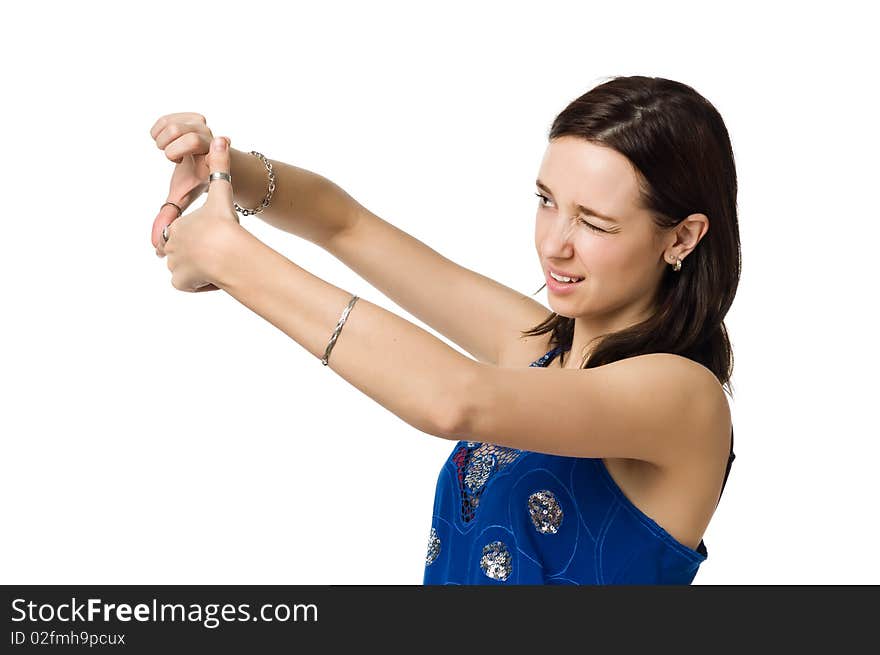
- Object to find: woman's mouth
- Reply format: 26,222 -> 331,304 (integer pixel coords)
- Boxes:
546,269 -> 585,294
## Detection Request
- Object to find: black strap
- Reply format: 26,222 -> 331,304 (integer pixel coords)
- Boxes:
717,426 -> 735,507
697,428 -> 735,556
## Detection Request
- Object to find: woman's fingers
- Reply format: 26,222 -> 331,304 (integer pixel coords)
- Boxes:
155,125 -> 212,164
149,112 -> 206,141
151,203 -> 180,253
149,112 -> 213,173
152,117 -> 198,149
151,113 -> 212,164
149,113 -> 215,254
151,185 -> 204,252
164,130 -> 212,164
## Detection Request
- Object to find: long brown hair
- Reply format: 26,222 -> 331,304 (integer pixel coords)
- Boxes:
522,75 -> 740,397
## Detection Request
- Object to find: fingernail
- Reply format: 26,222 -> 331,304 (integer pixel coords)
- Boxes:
213,137 -> 227,150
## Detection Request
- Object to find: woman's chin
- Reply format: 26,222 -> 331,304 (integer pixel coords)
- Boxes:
548,304 -> 578,319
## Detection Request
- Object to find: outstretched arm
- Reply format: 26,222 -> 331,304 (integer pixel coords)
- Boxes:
169,135 -> 472,441
211,225 -> 473,440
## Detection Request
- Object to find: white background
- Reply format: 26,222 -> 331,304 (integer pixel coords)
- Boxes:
1,0 -> 877,584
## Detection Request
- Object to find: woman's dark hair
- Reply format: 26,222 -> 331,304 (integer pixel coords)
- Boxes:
522,75 -> 740,397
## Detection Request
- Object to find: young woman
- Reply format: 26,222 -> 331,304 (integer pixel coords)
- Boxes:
149,75 -> 738,585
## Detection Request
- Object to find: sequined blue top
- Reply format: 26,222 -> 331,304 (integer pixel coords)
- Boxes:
423,345 -> 735,585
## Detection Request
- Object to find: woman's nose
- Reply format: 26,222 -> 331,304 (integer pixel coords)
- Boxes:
541,216 -> 577,254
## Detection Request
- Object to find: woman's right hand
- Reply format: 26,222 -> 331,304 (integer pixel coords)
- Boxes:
149,112 -> 216,255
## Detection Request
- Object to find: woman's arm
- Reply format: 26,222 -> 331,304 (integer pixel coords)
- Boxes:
229,148 -> 361,249
229,148 -> 550,366
325,208 -> 550,366
210,224 -> 473,439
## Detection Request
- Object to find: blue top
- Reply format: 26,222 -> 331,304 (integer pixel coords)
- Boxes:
423,345 -> 735,585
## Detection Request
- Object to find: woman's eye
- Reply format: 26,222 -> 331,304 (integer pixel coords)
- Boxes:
577,217 -> 606,233
535,192 -> 606,233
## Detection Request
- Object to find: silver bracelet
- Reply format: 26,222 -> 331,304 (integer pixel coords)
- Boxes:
233,150 -> 276,216
322,294 -> 360,366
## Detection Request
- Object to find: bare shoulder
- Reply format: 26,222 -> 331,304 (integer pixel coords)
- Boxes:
499,344 -> 731,459
641,353 -> 732,456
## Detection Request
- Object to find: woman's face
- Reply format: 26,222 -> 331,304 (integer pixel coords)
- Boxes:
534,136 -> 667,320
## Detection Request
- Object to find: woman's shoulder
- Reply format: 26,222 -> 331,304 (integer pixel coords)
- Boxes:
500,345 -> 731,458
630,352 -> 732,456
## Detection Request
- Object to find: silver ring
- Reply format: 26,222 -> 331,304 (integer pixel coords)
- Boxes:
209,171 -> 232,183
160,201 -> 182,218
162,225 -> 170,243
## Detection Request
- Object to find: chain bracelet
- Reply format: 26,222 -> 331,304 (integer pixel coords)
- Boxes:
233,150 -> 276,216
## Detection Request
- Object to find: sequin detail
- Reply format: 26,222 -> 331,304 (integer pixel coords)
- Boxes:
527,490 -> 563,534
480,540 -> 512,581
426,527 -> 441,565
464,453 -> 496,493
454,442 -> 523,522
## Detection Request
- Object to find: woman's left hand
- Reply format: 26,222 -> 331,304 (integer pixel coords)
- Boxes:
163,136 -> 240,293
